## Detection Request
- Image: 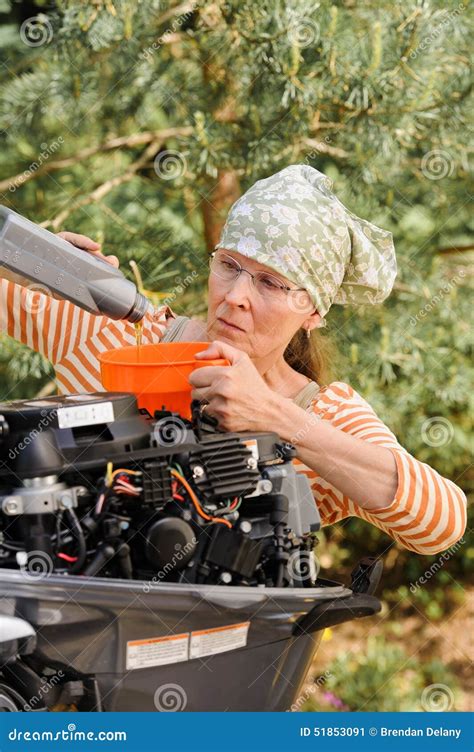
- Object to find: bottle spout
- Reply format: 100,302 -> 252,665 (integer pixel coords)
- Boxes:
126,292 -> 154,323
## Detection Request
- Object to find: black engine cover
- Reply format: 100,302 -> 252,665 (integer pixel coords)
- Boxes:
0,392 -> 151,479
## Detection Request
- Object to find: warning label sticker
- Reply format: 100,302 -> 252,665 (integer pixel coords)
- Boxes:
126,622 -> 251,669
126,633 -> 189,670
189,621 -> 250,659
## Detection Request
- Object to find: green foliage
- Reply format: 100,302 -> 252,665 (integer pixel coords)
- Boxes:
0,335 -> 54,400
0,2 -> 471,578
304,636 -> 461,712
315,502 -> 473,621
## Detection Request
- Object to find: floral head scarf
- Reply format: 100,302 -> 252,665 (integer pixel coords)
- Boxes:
216,165 -> 397,326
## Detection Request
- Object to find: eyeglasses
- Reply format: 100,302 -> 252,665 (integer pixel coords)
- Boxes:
208,251 -> 313,308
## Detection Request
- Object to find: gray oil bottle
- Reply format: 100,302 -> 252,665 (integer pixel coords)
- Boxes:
0,206 -> 152,322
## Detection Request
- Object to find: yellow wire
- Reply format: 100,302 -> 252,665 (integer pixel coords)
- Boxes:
111,468 -> 141,480
106,466 -> 141,487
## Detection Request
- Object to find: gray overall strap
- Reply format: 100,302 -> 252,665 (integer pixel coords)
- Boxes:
160,315 -> 191,343
292,380 -> 321,410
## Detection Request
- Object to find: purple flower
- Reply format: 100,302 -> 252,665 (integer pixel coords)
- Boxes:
322,691 -> 350,711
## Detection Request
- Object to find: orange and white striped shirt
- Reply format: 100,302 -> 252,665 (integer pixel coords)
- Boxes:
1,279 -> 467,556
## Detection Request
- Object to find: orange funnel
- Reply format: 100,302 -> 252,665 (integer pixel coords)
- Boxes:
99,342 -> 229,419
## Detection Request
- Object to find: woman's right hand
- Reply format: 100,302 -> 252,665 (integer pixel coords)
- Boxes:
56,231 -> 119,268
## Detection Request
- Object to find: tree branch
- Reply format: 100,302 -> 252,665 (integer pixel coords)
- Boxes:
437,244 -> 474,255
0,127 -> 193,193
41,139 -> 166,231
299,137 -> 349,159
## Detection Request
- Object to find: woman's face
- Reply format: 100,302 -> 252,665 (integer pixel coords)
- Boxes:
206,249 -> 321,360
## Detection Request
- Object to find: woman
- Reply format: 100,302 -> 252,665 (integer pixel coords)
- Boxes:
0,165 -> 466,556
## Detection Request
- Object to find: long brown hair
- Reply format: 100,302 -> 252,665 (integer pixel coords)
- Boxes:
284,327 -> 337,386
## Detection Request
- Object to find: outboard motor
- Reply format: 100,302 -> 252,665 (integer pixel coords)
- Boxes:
0,392 -> 382,711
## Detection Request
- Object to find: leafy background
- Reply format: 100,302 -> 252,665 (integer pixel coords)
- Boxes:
0,0 -> 472,710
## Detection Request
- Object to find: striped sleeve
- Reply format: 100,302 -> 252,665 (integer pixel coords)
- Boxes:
303,381 -> 467,556
1,278 -> 170,393
0,277 -> 81,366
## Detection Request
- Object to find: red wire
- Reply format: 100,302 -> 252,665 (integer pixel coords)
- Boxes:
57,552 -> 78,563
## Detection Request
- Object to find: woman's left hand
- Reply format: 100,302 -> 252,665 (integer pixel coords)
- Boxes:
188,340 -> 277,432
